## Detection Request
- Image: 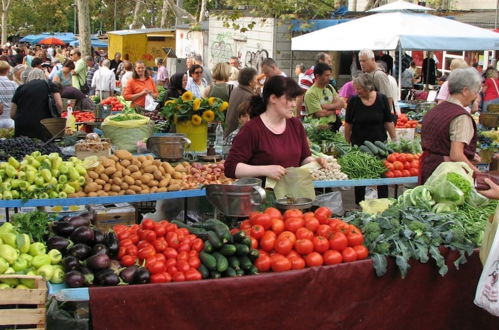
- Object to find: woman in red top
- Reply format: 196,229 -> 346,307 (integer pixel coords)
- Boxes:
224,76 -> 327,180
123,60 -> 158,109
482,67 -> 499,112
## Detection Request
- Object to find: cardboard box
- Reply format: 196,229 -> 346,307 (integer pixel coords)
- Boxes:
88,203 -> 136,231
0,207 -> 38,223
395,128 -> 415,141
41,205 -> 87,213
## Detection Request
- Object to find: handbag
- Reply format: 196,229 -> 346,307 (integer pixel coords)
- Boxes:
45,81 -> 59,118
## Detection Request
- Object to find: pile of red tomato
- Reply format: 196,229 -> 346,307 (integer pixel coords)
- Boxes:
384,153 -> 421,178
235,207 -> 368,273
61,111 -> 95,123
100,97 -> 124,111
396,114 -> 418,128
113,219 -> 205,283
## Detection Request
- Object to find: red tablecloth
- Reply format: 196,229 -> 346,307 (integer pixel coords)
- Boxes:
90,251 -> 497,330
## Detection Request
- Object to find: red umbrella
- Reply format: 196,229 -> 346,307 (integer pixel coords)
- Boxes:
38,37 -> 65,46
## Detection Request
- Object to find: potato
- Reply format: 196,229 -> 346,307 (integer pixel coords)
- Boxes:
115,163 -> 124,172
104,183 -> 111,192
94,164 -> 105,174
85,177 -> 94,184
111,184 -> 121,192
124,176 -> 135,185
168,184 -> 181,191
137,155 -> 146,162
97,190 -> 108,197
150,187 -> 158,193
100,173 -> 110,182
113,177 -> 122,185
141,186 -> 150,194
125,189 -> 135,195
88,171 -> 99,180
145,155 -> 154,161
143,165 -> 157,174
135,180 -> 142,186
128,165 -> 139,173
130,185 -> 141,193
101,159 -> 115,168
123,169 -> 131,176
141,160 -> 153,168
88,192 -> 98,197
157,187 -> 167,193
132,159 -> 141,167
109,155 -> 119,162
96,184 -> 103,191
112,171 -> 123,178
149,180 -> 159,187
120,159 -> 131,167
120,182 -> 129,190
95,179 -> 106,186
141,173 -> 153,184
153,170 -> 163,181
158,166 -> 166,175
130,172 -> 142,180
175,164 -> 186,172
159,178 -> 170,187
84,182 -> 99,193
108,192 -> 118,196
173,172 -> 184,180
164,163 -> 176,176
104,167 -> 117,176
115,150 -> 133,160
152,159 -> 161,166
118,190 -> 126,195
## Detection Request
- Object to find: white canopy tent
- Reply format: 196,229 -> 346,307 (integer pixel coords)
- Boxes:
368,0 -> 434,13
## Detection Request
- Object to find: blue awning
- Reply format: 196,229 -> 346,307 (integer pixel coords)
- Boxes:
19,33 -> 75,44
70,39 -> 108,48
290,19 -> 351,33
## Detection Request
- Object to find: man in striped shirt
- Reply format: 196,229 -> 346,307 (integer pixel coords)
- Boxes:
0,60 -> 18,128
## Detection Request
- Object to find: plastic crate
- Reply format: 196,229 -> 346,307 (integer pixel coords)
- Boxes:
0,275 -> 47,329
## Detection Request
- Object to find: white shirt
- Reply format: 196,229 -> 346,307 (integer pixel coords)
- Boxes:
387,75 -> 400,114
91,66 -> 116,92
121,71 -> 133,90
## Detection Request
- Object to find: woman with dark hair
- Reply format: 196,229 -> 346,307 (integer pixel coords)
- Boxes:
186,64 -> 207,98
224,76 -> 328,180
165,72 -> 187,100
123,60 -> 158,109
53,60 -> 75,88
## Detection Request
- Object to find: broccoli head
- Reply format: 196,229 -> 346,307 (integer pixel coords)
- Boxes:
374,241 -> 391,255
364,221 -> 381,239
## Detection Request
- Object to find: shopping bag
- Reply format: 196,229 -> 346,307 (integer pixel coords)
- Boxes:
480,205 -> 499,265
145,94 -> 158,111
474,207 -> 499,316
314,191 -> 344,216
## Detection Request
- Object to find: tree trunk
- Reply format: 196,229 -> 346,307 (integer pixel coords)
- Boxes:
1,0 -> 12,45
76,0 -> 91,57
131,0 -> 143,29
160,0 -> 169,28
164,0 -> 196,24
198,0 -> 207,23
364,0 -> 381,11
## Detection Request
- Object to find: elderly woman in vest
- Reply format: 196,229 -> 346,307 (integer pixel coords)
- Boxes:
420,67 -> 482,183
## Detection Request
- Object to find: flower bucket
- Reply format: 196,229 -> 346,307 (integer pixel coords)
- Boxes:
176,121 -> 207,152
479,150 -> 494,164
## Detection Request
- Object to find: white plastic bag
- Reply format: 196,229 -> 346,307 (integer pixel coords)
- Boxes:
474,209 -> 499,316
313,191 -> 344,216
144,94 -> 158,111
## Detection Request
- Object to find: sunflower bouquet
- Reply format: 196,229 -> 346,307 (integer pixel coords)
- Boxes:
160,91 -> 229,127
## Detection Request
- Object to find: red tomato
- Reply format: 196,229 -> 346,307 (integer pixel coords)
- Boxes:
284,217 -> 305,232
147,261 -> 165,274
271,256 -> 292,272
393,161 -> 404,170
274,238 -> 293,255
253,214 -> 272,229
286,250 -> 300,259
178,242 -> 191,252
283,209 -> 303,220
154,253 -> 166,263
260,231 -> 277,252
342,247 -> 358,262
303,212 -> 315,220
165,258 -> 176,268
387,154 -> 397,163
166,265 -> 179,275
329,232 -> 348,251
347,232 -> 364,246
172,272 -> 185,282
166,232 -> 180,249
176,251 -> 189,261
141,219 -> 155,230
288,256 -> 306,270
271,219 -> 285,234
264,207 -> 282,219
313,236 -> 330,253
411,160 -> 420,168
137,240 -> 152,250
255,254 -> 272,272
177,228 -> 189,236
304,217 -> 320,233
251,225 -> 265,239
402,169 -> 411,177
150,272 -> 172,283
295,239 -> 314,255
165,223 -> 177,232
187,256 -> 200,269
385,171 -> 395,178
120,255 -> 137,267
403,161 -> 412,169
153,237 -> 168,252
249,212 -> 262,225
296,227 -> 314,240
240,219 -> 251,230
163,247 -> 178,259
353,245 -> 369,260
323,250 -> 343,265
385,162 -> 394,171
138,246 -> 155,260
126,245 -> 138,257
184,269 -> 202,281
316,224 -> 333,239
251,237 -> 258,249
314,207 -> 332,224
409,168 -> 419,176
176,260 -> 190,273
277,231 -> 297,244
153,223 -> 166,237
305,252 -> 324,267
393,170 -> 403,177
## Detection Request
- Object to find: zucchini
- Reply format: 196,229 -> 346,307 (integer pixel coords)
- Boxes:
234,243 -> 250,256
171,221 -> 211,240
199,251 -> 217,271
374,141 -> 389,152
212,252 -> 229,273
248,249 -> 260,261
238,255 -> 253,271
241,236 -> 252,248
359,145 -> 373,155
210,270 -> 222,279
364,141 -> 379,155
220,244 -> 237,256
198,264 -> 210,279
231,231 -> 247,243
245,265 -> 259,276
222,266 -> 237,277
203,240 -> 214,253
235,269 -> 245,277
228,256 -> 240,270
204,219 -> 231,243
207,231 -> 223,249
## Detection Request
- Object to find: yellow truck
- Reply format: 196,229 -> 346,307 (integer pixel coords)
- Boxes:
107,28 -> 175,67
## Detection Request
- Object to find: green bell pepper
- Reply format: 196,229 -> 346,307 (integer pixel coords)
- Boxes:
0,222 -> 14,234
31,254 -> 51,269
0,283 -> 10,289
63,184 -> 75,195
48,249 -> 62,265
59,163 -> 69,174
2,190 -> 12,200
0,233 -> 16,247
51,267 -> 65,284
12,257 -> 29,272
58,174 -> 68,184
11,190 -> 19,199
36,264 -> 54,281
68,167 -> 79,181
34,177 -> 44,186
0,257 -> 9,273
5,164 -> 17,178
20,253 -> 33,264
8,157 -> 20,169
40,169 -> 52,182
0,267 -> 18,286
25,170 -> 36,183
75,164 -> 87,176
0,244 -> 18,264
16,234 -> 31,253
58,192 -> 67,198
16,284 -> 30,289
29,242 -> 47,257
20,270 -> 36,288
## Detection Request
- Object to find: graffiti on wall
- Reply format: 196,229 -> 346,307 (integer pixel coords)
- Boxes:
244,48 -> 268,72
210,32 -> 234,65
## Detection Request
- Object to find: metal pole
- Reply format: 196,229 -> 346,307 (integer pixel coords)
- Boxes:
73,1 -> 77,34
114,0 -> 117,30
495,0 -> 498,29
398,43 -> 402,103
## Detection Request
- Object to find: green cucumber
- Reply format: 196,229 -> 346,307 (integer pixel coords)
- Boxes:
200,251 -> 217,271
245,265 -> 259,275
234,243 -> 250,256
207,231 -> 223,249
220,244 -> 237,256
241,236 -> 252,248
204,219 -> 231,243
374,141 -> 390,153
228,256 -> 241,270
238,255 -> 253,271
210,270 -> 222,279
171,221 -> 212,240
222,266 -> 237,277
235,269 -> 245,276
212,252 -> 229,273
248,249 -> 260,261
364,141 -> 379,155
231,231 -> 247,243
198,264 -> 210,279
359,145 -> 373,155
203,240 -> 214,253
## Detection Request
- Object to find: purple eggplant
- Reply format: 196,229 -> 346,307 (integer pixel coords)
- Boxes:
119,266 -> 138,284
86,254 -> 110,271
47,236 -> 71,253
93,230 -> 105,245
70,226 -> 95,244
91,244 -> 109,256
68,215 -> 91,228
104,232 -> 119,257
69,243 -> 92,260
60,215 -> 71,222
63,256 -> 80,272
95,269 -> 120,286
133,267 -> 150,284
51,221 -> 75,237
65,270 -> 85,288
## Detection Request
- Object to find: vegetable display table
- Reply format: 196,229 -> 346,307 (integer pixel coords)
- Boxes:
82,250 -> 495,330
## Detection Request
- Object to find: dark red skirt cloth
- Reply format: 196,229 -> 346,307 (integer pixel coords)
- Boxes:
89,251 -> 497,330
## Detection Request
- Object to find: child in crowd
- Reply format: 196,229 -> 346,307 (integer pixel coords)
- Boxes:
223,100 -> 250,155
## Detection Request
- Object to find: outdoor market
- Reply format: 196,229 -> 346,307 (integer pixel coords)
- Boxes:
0,0 -> 499,329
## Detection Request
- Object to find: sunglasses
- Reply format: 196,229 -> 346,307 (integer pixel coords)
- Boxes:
193,71 -> 203,74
